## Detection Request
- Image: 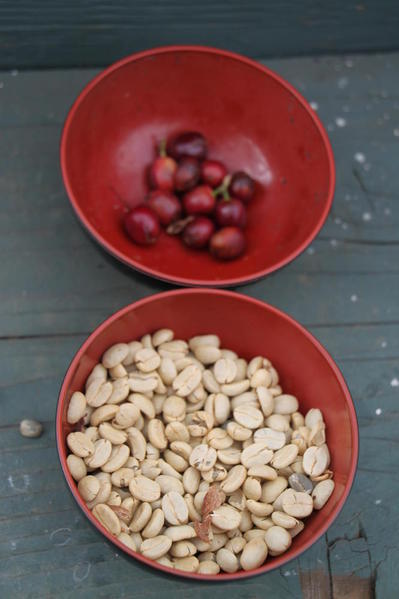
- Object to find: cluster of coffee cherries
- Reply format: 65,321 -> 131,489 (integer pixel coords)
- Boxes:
123,132 -> 256,260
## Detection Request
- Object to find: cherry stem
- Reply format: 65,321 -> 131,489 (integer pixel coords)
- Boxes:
159,139 -> 167,158
212,174 -> 232,200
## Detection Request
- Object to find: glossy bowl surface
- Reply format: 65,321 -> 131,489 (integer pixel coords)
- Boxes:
61,46 -> 335,286
57,289 -> 358,580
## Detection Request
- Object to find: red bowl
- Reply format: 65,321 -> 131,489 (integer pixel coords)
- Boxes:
60,46 -> 334,287
56,289 -> 357,580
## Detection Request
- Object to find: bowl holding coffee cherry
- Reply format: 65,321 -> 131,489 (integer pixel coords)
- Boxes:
61,46 -> 335,286
125,131 -> 253,261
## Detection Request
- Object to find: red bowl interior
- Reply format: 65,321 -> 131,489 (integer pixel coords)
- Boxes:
56,289 -> 358,580
61,46 -> 335,286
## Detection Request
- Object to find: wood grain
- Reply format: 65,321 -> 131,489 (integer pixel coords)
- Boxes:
1,53 -> 399,597
0,1 -> 399,69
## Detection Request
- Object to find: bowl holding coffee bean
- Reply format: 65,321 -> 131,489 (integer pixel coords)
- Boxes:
61,46 -> 334,286
57,289 -> 358,579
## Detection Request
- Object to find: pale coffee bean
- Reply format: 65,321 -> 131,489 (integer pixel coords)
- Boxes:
240,537 -> 268,570
135,348 -> 161,373
246,500 -> 273,517
289,520 -> 305,538
227,421 -> 252,442
86,438 -> 112,469
101,444 -> 130,473
187,410 -> 214,437
128,373 -> 158,393
291,430 -> 308,455
141,535 -> 172,560
92,503 -> 121,535
121,341 -> 143,366
251,514 -> 274,530
84,425 -> 99,443
164,525 -> 197,542
243,477 -> 262,501
109,364 -> 128,379
158,340 -> 188,361
250,368 -> 272,388
142,508 -> 165,538
67,391 -> 87,424
211,505 -> 241,531
216,446 -> 240,465
158,459 -> 183,480
87,479 -> 112,509
189,444 -> 217,471
305,408 -> 323,429
244,529 -> 268,541
198,561 -> 220,574
187,383 -> 207,404
90,404 -> 119,426
271,444 -> 299,469
113,403 -> 141,429
233,405 -> 263,429
247,464 -> 277,480
198,551 -> 216,562
189,334 -> 220,351
261,477 -> 288,504
126,394 -> 154,421
220,464 -> 247,493
147,418 -> 167,450
214,359 -> 237,385
311,469 -> 333,483
264,526 -> 291,557
194,345 -> 222,365
107,490 -> 122,506
159,357 -> 177,385
256,387 -> 274,417
164,449 -> 188,473
228,489 -> 246,511
282,489 -> 313,517
171,540 -> 197,558
184,494 -> 201,521
173,555 -> 199,572
238,508 -> 253,532
208,533 -> 228,551
288,473 -> 313,494
216,548 -> 239,573
102,343 -> 129,369
111,467 -> 136,488
99,422 -> 127,445
67,454 -> 87,481
225,537 -> 246,554
205,393 -> 230,425
85,363 -> 107,389
230,391 -> 257,410
165,421 -> 189,443
291,411 -> 305,429
206,428 -> 233,450
152,329 -> 174,347
127,427 -> 147,461
163,395 -> 186,422
67,432 -> 94,458
107,378 -> 130,404
241,442 -> 273,468
183,467 -> 201,494
312,479 -> 335,509
86,380 -> 113,408
156,475 -> 184,496
129,502 -> 152,532
170,441 -> 192,461
273,394 -> 299,415
271,511 -> 298,529
162,491 -> 189,525
117,532 -> 138,551
129,476 -> 161,502
78,475 -> 100,502
202,369 -> 221,393
222,380 -> 250,397
234,358 -> 247,382
303,444 -> 330,477
152,394 -> 166,415
308,421 -> 326,447
201,464 -> 227,484
264,414 -> 290,432
247,356 -> 266,377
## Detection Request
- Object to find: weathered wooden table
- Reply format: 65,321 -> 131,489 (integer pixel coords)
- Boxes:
1,52 -> 398,598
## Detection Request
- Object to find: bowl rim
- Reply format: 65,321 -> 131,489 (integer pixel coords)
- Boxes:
56,288 -> 358,581
60,44 -> 335,287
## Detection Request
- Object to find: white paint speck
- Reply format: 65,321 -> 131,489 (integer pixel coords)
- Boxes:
307,246 -> 315,255
383,113 -> 390,121
0,82 -> 4,89
345,59 -> 354,68
384,207 -> 391,216
8,474 -> 30,492
354,152 -> 366,163
390,378 -> 399,387
50,528 -> 72,546
335,117 -> 347,128
337,77 -> 349,89
73,562 -> 91,583
342,105 -> 350,113
350,294 -> 358,303
345,193 -> 352,201
10,69 -> 18,76
375,499 -> 382,505
362,212 -> 372,222
310,101 -> 319,111
381,340 -> 387,348
330,239 -> 338,247
10,541 -> 17,550
283,571 -> 291,577
334,217 -> 342,225
342,222 -> 348,230
393,128 -> 399,137
375,408 -> 382,416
